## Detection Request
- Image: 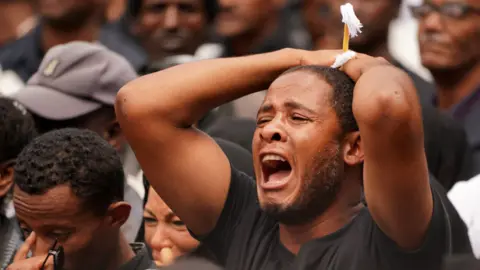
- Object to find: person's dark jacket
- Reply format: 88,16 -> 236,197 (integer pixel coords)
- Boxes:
397,62 -> 475,190
0,215 -> 22,269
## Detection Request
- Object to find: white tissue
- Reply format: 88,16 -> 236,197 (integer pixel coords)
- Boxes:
331,50 -> 357,69
341,3 -> 363,38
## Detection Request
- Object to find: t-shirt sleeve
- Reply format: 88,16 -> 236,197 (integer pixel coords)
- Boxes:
191,165 -> 257,262
369,177 -> 472,269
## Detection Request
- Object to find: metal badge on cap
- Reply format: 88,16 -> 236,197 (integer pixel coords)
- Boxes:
43,59 -> 59,76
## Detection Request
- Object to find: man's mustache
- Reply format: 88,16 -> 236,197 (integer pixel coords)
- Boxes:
152,28 -> 191,40
420,32 -> 449,43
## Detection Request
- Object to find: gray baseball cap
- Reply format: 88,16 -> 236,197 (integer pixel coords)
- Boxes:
15,41 -> 137,120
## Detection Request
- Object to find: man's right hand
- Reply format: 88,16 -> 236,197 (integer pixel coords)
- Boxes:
7,232 -> 54,270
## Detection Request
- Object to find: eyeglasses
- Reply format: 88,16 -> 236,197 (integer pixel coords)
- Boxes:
40,239 -> 65,270
410,2 -> 480,19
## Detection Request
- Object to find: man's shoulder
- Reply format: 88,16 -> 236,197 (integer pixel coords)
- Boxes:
119,243 -> 156,270
0,30 -> 36,65
0,28 -> 40,82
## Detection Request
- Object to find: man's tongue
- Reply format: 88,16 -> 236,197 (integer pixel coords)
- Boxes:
267,170 -> 291,183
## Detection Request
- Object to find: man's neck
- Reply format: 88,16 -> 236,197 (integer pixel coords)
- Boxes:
41,18 -> 102,54
279,179 -> 364,254
279,201 -> 364,254
105,233 -> 136,270
229,16 -> 279,56
432,61 -> 480,110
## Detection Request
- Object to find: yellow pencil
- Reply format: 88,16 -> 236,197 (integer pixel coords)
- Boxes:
343,24 -> 349,52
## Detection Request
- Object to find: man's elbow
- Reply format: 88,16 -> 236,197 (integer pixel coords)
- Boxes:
355,80 -> 421,128
115,84 -> 142,127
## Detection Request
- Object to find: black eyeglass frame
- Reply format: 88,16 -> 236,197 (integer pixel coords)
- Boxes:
409,2 -> 480,19
40,239 -> 65,270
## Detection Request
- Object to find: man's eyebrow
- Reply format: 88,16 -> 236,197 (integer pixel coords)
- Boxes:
257,104 -> 274,117
144,208 -> 156,217
284,100 -> 317,114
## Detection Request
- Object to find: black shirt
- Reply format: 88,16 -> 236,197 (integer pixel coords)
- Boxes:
197,167 -> 471,270
119,243 -> 156,270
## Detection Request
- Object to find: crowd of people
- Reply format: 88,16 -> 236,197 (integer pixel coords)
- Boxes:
0,0 -> 479,269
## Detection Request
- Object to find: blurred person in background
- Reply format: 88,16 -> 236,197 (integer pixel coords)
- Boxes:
301,0 -> 342,50
214,0 -> 298,119
301,0 -> 476,190
107,0 -> 127,22
0,0 -> 37,46
0,97 -> 37,269
215,0 -> 295,56
13,42 -> 145,244
0,0 -> 117,82
105,0 -> 221,75
414,0 -> 480,170
143,187 -> 203,267
7,128 -> 155,270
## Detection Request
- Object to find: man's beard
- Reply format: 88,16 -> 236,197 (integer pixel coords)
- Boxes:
262,142 -> 343,226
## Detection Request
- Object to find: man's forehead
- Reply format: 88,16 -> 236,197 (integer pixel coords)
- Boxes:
265,71 -> 333,107
14,185 -> 85,220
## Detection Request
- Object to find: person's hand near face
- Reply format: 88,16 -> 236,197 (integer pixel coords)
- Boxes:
7,232 -> 54,270
144,187 -> 199,267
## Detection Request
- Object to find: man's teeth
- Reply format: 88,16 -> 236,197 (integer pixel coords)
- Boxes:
262,154 -> 286,162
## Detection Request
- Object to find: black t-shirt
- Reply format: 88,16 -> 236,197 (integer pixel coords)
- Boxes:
196,167 -> 471,270
119,243 -> 156,270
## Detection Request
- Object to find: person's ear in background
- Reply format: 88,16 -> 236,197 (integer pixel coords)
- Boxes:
0,97 -> 37,269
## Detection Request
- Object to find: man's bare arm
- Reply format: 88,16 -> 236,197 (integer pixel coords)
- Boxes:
345,57 -> 431,249
115,49 -> 314,235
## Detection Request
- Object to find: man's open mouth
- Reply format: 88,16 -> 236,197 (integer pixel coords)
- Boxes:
261,154 -> 292,189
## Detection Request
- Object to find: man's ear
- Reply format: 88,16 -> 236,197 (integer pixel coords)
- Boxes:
103,120 -> 125,151
106,202 -> 131,228
342,131 -> 364,166
0,161 -> 15,198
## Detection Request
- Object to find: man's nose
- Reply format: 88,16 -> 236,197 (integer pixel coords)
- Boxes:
150,225 -> 173,250
164,6 -> 180,30
259,118 -> 287,143
421,10 -> 444,32
33,236 -> 54,256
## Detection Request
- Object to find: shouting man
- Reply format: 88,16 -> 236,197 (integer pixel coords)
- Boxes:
116,49 -> 471,269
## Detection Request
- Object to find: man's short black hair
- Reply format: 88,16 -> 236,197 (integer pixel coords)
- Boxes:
128,0 -> 218,22
14,128 -> 125,215
282,65 -> 358,134
0,97 -> 37,163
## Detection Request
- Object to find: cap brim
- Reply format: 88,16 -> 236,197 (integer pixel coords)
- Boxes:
15,85 -> 102,120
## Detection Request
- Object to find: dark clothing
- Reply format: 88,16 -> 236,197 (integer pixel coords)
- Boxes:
433,86 -> 480,173
136,138 -> 254,243
196,167 -> 471,270
443,254 -> 480,270
119,243 -> 156,270
396,62 -> 475,189
0,22 -> 135,82
204,118 -> 256,153
0,215 -> 22,269
214,137 -> 255,177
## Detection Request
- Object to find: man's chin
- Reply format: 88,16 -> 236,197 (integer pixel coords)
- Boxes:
261,202 -> 318,226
